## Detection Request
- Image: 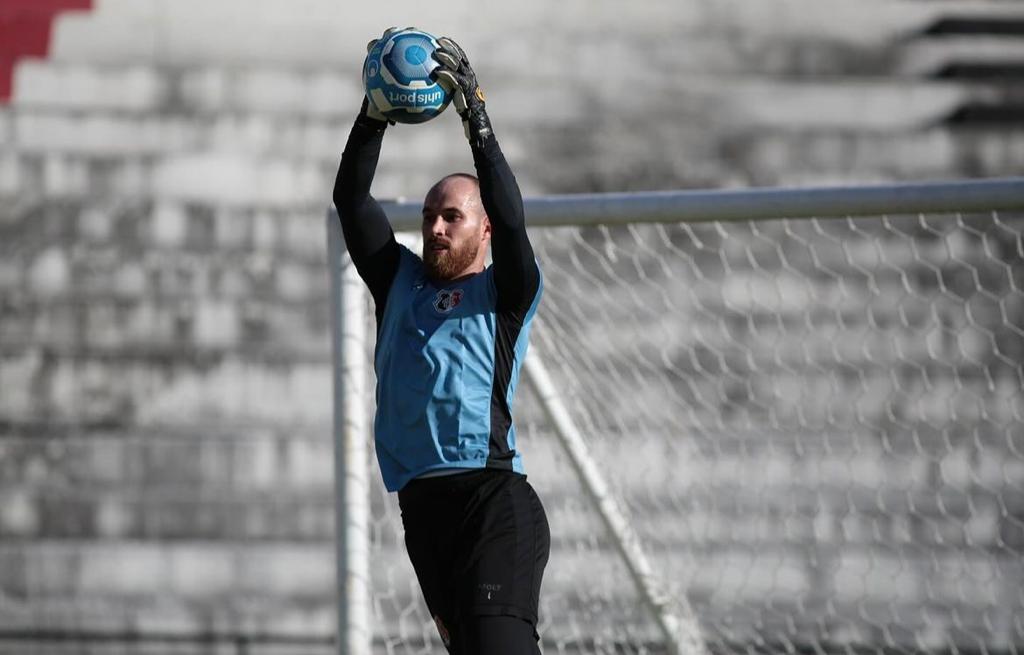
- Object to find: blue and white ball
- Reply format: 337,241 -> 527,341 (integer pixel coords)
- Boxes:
363,29 -> 452,124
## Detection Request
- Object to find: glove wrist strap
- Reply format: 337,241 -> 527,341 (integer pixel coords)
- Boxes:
356,114 -> 389,131
463,104 -> 492,148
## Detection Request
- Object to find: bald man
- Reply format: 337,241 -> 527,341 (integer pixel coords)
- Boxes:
333,34 -> 549,655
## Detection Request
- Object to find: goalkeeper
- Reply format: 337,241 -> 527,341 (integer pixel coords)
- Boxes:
333,30 -> 550,655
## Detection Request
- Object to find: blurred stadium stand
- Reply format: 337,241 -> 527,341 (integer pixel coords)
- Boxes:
914,14 -> 1024,126
0,0 -> 91,102
1,0 -> 1023,652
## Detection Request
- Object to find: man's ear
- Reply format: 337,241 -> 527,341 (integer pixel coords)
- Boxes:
482,215 -> 492,241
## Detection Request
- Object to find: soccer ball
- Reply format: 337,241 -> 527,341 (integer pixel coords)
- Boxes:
363,28 -> 452,124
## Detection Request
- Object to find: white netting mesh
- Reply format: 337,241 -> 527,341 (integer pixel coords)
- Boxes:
363,210 -> 1024,654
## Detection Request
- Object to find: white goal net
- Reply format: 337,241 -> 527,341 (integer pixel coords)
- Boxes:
331,181 -> 1024,655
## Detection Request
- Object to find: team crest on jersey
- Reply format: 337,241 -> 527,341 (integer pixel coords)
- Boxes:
433,288 -> 464,314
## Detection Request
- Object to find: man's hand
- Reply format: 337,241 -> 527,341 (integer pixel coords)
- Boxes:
365,26 -> 403,54
359,96 -> 391,126
431,37 -> 493,146
360,27 -> 408,126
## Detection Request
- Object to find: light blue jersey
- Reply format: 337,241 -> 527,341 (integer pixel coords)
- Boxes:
373,246 -> 542,491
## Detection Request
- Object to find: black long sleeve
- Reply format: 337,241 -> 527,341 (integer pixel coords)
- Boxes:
333,117 -> 400,322
472,135 -> 540,313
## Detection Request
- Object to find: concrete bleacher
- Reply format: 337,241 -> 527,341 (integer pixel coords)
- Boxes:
0,0 -> 91,101
2,0 -> 1020,206
2,0 -> 1024,652
1,69 -> 1011,203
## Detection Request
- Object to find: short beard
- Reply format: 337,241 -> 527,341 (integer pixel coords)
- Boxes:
423,240 -> 480,281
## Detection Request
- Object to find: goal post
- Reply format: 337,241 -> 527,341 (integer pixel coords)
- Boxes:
327,211 -> 373,655
374,177 -> 1024,228
327,177 -> 1024,655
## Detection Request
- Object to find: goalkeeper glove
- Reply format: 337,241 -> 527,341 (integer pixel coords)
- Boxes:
358,96 -> 391,127
359,27 -> 409,126
431,36 -> 493,147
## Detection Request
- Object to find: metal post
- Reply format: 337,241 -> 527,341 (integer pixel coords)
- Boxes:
524,352 -> 709,655
327,213 -> 372,655
379,177 -> 1024,228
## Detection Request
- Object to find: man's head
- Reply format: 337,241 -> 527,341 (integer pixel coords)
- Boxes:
421,173 -> 491,281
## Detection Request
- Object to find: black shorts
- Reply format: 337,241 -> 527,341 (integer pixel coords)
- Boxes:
398,469 -> 550,642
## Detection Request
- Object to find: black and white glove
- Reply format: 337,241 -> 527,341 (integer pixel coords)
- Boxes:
357,96 -> 391,126
431,37 -> 493,147
359,27 -> 407,126
365,25 -> 403,54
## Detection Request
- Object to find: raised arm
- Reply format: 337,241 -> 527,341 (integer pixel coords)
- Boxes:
333,98 -> 400,321
474,136 -> 539,312
432,38 -> 540,312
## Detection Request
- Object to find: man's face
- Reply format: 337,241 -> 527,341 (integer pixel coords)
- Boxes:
421,176 -> 491,281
